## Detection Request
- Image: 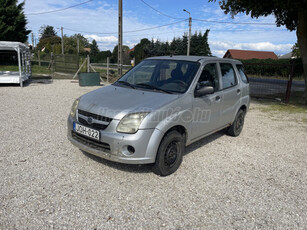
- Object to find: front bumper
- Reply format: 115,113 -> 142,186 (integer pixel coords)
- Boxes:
67,116 -> 163,164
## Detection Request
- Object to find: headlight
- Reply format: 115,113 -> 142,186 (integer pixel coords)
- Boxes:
70,98 -> 80,118
116,112 -> 149,134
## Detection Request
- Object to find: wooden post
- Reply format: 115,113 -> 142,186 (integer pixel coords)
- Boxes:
87,55 -> 90,73
61,27 -> 64,55
77,38 -> 79,54
38,50 -> 41,67
285,63 -> 295,103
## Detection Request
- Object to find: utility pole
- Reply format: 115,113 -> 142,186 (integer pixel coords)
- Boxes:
183,9 -> 191,56
118,0 -> 123,77
31,33 -> 34,49
61,27 -> 64,55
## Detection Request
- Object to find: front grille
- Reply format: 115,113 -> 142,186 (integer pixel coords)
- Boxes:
78,109 -> 112,122
78,109 -> 112,130
72,132 -> 111,153
78,117 -> 108,130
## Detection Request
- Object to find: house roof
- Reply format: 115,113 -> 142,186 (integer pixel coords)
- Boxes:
278,52 -> 293,59
84,47 -> 91,53
223,49 -> 278,60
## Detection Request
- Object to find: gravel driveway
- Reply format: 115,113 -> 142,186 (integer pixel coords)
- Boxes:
1,80 -> 306,229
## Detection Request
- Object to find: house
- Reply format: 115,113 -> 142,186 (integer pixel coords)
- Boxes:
223,49 -> 278,60
84,47 -> 91,53
129,47 -> 135,53
278,52 -> 294,59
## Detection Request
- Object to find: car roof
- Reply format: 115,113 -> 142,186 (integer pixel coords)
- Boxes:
147,55 -> 242,64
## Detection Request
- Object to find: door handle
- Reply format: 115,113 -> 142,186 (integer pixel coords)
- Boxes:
237,89 -> 241,94
215,96 -> 221,101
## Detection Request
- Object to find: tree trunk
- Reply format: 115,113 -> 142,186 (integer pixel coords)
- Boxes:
297,8 -> 307,105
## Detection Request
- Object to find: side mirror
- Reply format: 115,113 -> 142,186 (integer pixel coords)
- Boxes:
195,86 -> 214,97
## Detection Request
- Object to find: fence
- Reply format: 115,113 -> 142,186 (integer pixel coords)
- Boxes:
244,62 -> 305,102
54,54 -> 79,74
91,61 -> 132,82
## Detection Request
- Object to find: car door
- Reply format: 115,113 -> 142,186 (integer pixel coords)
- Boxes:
190,62 -> 223,140
218,62 -> 241,126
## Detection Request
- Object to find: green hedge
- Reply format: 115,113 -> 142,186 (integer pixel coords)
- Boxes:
240,58 -> 304,78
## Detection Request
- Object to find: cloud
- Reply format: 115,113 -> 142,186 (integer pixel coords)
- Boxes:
210,41 -> 293,57
85,35 -> 117,43
20,0 -> 296,55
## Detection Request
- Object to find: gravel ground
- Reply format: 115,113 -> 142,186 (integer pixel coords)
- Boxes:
1,80 -> 307,229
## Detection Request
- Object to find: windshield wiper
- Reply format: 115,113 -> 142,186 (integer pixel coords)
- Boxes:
117,81 -> 135,89
135,83 -> 174,94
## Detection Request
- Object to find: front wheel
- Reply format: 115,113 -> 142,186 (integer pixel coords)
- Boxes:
152,130 -> 184,176
227,109 -> 246,137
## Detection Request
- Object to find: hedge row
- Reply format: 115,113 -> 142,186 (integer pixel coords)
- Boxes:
240,58 -> 304,78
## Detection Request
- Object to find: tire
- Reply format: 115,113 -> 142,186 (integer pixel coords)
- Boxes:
152,130 -> 184,176
227,109 -> 246,137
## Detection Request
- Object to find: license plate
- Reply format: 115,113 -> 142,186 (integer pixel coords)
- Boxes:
73,122 -> 100,141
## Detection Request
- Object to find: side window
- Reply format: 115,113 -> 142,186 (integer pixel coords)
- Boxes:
220,63 -> 237,89
197,63 -> 219,91
236,64 -> 249,83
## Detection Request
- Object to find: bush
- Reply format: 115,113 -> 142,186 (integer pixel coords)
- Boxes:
240,58 -> 303,78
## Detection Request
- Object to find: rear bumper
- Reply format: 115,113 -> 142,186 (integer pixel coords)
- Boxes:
67,116 -> 163,164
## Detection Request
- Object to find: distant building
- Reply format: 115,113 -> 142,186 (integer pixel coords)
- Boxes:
129,47 -> 135,53
84,47 -> 91,53
223,49 -> 278,60
278,52 -> 294,59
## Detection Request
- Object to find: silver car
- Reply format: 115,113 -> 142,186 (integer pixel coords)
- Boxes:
68,56 -> 250,176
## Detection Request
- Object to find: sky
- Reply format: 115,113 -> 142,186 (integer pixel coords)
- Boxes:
21,0 -> 297,57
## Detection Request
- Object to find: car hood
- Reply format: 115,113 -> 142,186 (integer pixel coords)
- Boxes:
78,85 -> 180,120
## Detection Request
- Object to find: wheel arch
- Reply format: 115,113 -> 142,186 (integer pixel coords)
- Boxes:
162,125 -> 187,145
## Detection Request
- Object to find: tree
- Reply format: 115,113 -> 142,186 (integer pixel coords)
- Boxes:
190,30 -> 212,56
39,25 -> 57,40
292,42 -> 300,58
37,36 -> 61,53
133,38 -> 151,63
111,45 -> 130,65
209,0 -> 307,104
90,40 -> 99,55
0,0 -> 30,42
71,33 -> 90,55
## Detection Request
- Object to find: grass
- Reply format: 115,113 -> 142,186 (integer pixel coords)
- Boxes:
259,91 -> 307,114
0,65 -> 52,76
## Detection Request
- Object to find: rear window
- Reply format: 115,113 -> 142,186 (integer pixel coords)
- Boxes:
236,64 -> 249,84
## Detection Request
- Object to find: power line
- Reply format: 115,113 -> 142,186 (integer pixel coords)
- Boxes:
64,20 -> 187,35
139,0 -> 184,20
194,18 -> 275,26
26,0 -> 94,15
139,0 -> 275,26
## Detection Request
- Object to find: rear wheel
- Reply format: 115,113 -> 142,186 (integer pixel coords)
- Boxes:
152,130 -> 184,176
227,109 -> 245,137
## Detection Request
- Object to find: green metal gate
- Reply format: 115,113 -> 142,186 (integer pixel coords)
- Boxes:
54,54 -> 79,74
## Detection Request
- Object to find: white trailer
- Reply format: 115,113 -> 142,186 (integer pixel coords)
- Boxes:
0,41 -> 31,87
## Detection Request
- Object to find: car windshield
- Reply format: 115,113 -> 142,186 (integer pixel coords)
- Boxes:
114,59 -> 200,94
